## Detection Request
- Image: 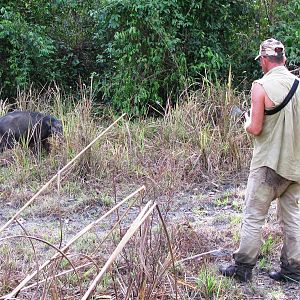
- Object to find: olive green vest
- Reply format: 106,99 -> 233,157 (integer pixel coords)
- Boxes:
250,66 -> 300,182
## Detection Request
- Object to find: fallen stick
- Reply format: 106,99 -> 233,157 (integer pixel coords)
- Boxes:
0,114 -> 125,235
81,201 -> 157,300
175,248 -> 222,264
2,185 -> 145,300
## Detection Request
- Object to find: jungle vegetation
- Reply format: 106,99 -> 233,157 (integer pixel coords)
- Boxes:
0,0 -> 299,115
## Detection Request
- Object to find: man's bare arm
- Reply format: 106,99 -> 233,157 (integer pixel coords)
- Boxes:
245,83 -> 266,136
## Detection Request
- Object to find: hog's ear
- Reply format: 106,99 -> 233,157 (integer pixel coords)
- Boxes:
45,119 -> 51,127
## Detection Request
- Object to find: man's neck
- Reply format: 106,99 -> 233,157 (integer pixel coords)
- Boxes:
265,63 -> 285,73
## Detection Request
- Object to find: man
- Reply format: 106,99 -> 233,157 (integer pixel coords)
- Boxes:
220,38 -> 300,282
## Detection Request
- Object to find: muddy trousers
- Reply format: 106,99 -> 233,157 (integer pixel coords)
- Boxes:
233,167 -> 300,277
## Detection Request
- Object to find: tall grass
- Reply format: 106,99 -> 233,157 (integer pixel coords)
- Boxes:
0,81 -> 252,298
0,80 -> 251,194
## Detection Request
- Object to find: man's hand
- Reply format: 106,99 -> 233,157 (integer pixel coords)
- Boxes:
244,110 -> 251,130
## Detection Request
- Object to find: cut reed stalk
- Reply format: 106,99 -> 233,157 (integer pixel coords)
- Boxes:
175,248 -> 222,264
81,201 -> 157,300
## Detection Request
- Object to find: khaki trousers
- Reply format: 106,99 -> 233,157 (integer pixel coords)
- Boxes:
233,167 -> 300,276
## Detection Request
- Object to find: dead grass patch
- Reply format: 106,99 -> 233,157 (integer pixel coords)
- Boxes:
0,81 -> 267,299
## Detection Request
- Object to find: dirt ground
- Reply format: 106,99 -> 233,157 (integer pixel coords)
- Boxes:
172,186 -> 300,299
1,174 -> 300,299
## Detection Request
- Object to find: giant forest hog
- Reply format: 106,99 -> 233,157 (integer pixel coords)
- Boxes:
0,111 -> 63,152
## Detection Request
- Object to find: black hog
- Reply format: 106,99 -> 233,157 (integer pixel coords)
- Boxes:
0,111 -> 63,152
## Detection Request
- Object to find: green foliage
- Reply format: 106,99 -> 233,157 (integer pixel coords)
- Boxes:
92,0 -> 258,114
1,1 -> 300,115
214,192 -> 231,207
261,234 -> 278,257
197,267 -> 219,298
269,0 -> 300,67
196,266 -> 232,299
0,6 -> 55,93
230,215 -> 242,225
0,1 -> 98,98
258,257 -> 270,269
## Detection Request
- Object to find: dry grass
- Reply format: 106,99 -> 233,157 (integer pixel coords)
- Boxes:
1,79 -> 251,194
0,81 -> 272,299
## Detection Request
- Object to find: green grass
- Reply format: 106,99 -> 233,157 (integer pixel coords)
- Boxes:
214,193 -> 230,207
261,234 -> 279,257
230,215 -> 242,225
197,267 -> 219,298
196,265 -> 242,300
258,257 -> 271,270
232,200 -> 243,212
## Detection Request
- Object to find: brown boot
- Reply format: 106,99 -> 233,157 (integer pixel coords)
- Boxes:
219,264 -> 252,282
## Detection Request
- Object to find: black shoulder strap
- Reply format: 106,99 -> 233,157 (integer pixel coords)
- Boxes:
265,79 -> 299,115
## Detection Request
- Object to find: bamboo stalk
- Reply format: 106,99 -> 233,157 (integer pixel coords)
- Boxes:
81,202 -> 157,300
2,185 -> 145,300
0,114 -> 125,235
91,193 -> 140,256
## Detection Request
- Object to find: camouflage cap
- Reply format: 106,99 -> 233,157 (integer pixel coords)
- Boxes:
255,38 -> 285,60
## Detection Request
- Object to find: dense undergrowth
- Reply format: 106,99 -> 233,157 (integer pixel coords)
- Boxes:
0,80 -> 252,194
0,82 -> 257,299
2,0 -> 300,115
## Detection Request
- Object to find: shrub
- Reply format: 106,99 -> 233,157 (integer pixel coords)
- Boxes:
92,0 -> 258,114
0,6 -> 55,95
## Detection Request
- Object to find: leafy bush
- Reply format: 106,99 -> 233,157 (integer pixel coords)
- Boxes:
92,0 -> 258,114
1,1 -> 300,115
0,6 -> 55,94
0,1 -> 98,99
270,0 -> 300,68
